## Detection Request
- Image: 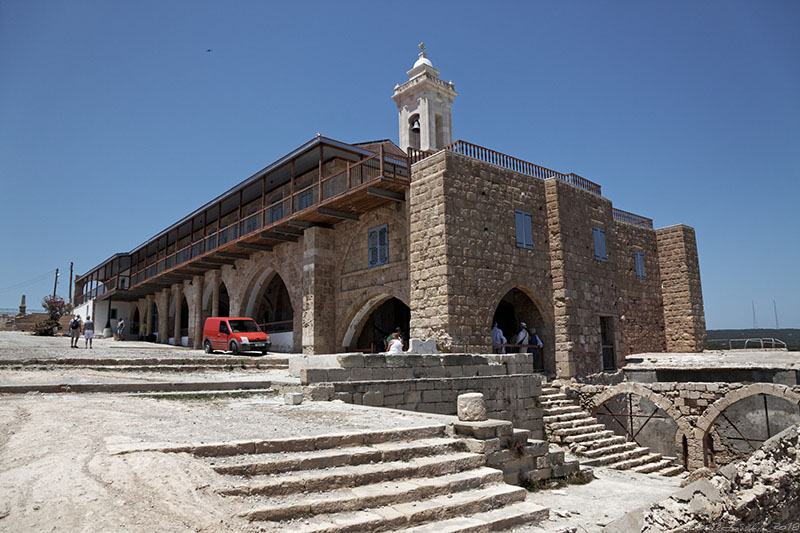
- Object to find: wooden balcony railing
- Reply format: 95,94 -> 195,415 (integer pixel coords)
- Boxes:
76,149 -> 409,304
612,208 -> 653,229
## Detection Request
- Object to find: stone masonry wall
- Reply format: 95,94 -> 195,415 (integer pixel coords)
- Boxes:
545,179 -> 620,377
614,221 -> 667,354
656,225 -> 706,352
409,151 -> 555,357
300,353 -> 545,439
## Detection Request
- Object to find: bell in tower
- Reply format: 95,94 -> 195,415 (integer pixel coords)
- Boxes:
392,43 -> 457,153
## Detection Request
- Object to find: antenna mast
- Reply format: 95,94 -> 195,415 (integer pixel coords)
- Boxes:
774,300 -> 779,329
752,300 -> 758,329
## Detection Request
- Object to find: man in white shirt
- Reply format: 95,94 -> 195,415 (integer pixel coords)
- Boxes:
515,322 -> 530,353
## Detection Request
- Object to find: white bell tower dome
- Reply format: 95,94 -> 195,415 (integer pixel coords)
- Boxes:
392,43 -> 457,153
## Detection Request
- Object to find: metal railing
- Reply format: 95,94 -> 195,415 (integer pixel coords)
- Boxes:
412,140 -> 603,196
727,338 -> 788,350
612,208 -> 654,229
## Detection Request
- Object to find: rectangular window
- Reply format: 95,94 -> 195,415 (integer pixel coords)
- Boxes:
514,210 -> 533,249
297,188 -> 313,211
593,227 -> 607,261
368,224 -> 389,268
634,251 -> 646,279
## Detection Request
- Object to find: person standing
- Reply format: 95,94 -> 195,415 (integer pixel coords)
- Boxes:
83,315 -> 94,349
491,322 -> 507,354
69,314 -> 82,348
514,322 -> 530,353
529,327 -> 544,369
116,318 -> 126,341
387,331 -> 404,354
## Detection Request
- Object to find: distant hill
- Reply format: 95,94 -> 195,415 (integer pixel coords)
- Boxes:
706,329 -> 800,351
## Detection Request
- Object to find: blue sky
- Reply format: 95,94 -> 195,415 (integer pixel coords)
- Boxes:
1,1 -> 798,329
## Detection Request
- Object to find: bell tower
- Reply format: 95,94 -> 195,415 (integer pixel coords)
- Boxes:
392,43 -> 457,153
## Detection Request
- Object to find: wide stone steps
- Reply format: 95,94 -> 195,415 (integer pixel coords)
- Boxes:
239,467 -> 505,521
200,424 -> 549,532
541,383 -> 684,477
393,501 -> 550,533
210,437 -> 464,476
217,451 -> 486,496
265,483 -> 529,533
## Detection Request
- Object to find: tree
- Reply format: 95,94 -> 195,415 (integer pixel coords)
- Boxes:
31,295 -> 72,336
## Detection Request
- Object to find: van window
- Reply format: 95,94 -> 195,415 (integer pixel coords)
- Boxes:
228,319 -> 261,333
219,322 -> 230,335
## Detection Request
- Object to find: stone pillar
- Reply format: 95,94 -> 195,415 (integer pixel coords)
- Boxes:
172,285 -> 182,346
144,295 -> 154,336
18,295 -> 26,315
189,276 -> 204,349
156,290 -> 169,344
301,226 -> 336,354
656,225 -> 706,352
211,275 -> 220,318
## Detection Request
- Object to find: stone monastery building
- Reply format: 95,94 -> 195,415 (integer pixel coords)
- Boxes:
74,47 -> 706,378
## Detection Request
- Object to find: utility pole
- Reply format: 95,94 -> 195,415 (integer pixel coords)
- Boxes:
774,300 -> 779,330
52,268 -> 59,300
68,262 -> 74,304
752,300 -> 758,329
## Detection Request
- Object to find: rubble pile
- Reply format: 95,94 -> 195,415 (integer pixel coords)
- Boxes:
641,425 -> 800,530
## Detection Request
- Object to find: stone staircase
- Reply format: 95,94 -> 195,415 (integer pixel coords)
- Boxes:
540,385 -> 684,477
189,424 -> 550,532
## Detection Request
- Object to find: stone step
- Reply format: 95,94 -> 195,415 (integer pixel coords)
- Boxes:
562,429 -> 616,444
632,458 -> 675,474
392,500 -> 549,532
85,364 -> 287,372
543,411 -> 587,424
582,447 -> 651,467
239,467 -> 504,521
541,405 -> 583,416
217,451 -> 486,497
539,392 -> 567,401
579,441 -> 638,459
571,434 -> 628,452
658,465 -> 685,477
211,437 -> 463,476
540,387 -> 561,395
606,451 -> 662,471
552,424 -> 606,437
546,417 -> 598,431
258,483 -> 528,532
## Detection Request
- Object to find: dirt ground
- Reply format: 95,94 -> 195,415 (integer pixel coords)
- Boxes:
0,331 -> 680,532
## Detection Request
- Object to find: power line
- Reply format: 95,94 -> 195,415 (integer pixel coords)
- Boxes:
0,270 -> 57,294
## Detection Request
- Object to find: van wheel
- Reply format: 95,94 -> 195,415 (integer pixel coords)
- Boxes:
261,349 -> 267,355
204,340 -> 214,354
229,341 -> 239,355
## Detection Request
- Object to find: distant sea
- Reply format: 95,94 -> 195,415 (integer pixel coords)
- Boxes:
0,307 -> 22,315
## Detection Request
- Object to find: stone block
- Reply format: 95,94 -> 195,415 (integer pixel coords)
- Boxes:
421,390 -> 442,403
363,390 -> 384,406
453,419 -> 513,440
458,392 -> 488,422
284,392 -> 303,405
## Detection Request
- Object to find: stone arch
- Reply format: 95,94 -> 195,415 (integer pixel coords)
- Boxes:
487,281 -> 554,369
587,382 -> 693,463
240,266 -> 299,322
339,288 -> 410,350
694,383 -> 800,468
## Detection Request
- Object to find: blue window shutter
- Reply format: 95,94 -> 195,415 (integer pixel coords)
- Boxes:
635,251 -> 646,279
515,210 -> 532,249
593,227 -> 607,261
523,211 -> 533,249
515,210 -> 525,247
378,225 -> 388,265
368,228 -> 378,268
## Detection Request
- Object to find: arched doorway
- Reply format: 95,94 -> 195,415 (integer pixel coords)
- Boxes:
179,296 -> 189,346
250,273 -> 294,352
350,297 -> 410,353
492,288 -> 546,369
151,303 -> 159,342
594,393 -> 679,458
132,308 -> 140,340
219,283 -> 230,317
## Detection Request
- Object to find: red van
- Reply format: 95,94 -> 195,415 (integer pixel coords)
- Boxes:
202,317 -> 271,355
